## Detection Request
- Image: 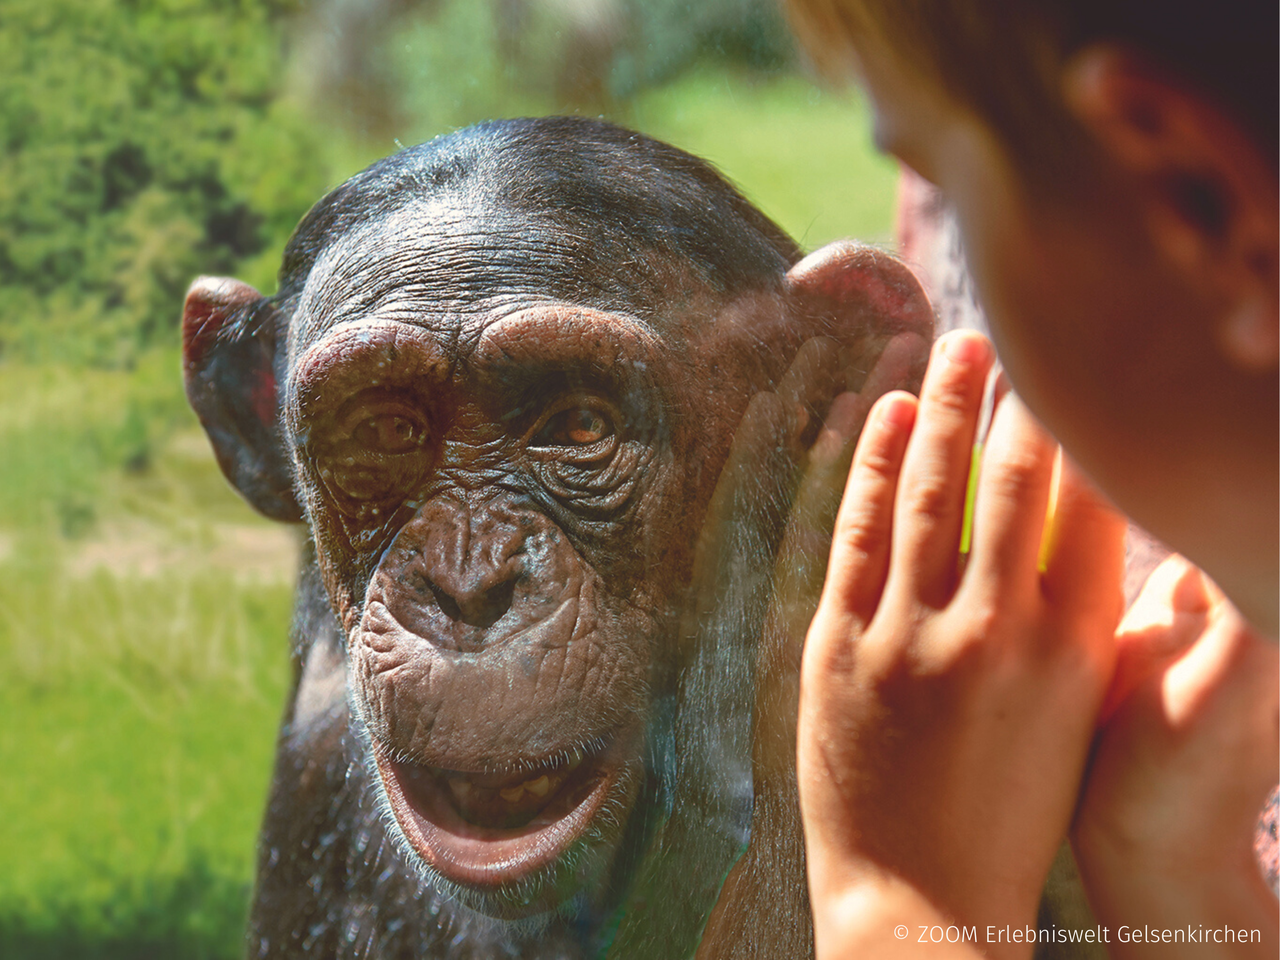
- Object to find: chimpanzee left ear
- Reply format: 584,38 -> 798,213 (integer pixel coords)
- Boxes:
182,276 -> 304,523
785,240 -> 935,355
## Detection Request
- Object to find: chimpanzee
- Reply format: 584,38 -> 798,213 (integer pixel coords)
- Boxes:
182,116 -> 937,958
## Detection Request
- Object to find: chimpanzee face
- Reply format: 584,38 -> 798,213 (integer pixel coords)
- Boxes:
182,117 -> 933,930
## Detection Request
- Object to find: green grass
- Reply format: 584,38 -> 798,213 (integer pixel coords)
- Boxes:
627,70 -> 898,250
0,359 -> 294,957
1,66 -> 894,958
313,69 -> 898,260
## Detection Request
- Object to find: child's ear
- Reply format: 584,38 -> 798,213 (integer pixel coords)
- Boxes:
1062,45 -> 1278,372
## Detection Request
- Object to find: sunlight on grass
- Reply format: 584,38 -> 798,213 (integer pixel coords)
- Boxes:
629,71 -> 898,250
0,353 -> 295,955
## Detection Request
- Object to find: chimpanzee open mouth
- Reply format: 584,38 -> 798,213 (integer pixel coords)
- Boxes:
395,748 -> 593,831
373,733 -> 638,893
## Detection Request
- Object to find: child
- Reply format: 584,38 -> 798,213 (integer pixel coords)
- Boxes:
784,1 -> 1279,955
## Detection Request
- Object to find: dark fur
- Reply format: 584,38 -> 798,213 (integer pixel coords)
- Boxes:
182,118 -> 943,959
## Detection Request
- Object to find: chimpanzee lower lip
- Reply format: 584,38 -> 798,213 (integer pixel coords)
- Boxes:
374,737 -> 624,892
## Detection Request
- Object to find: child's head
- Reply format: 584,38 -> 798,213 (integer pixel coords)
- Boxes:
787,1 -> 1276,173
787,0 -> 1278,632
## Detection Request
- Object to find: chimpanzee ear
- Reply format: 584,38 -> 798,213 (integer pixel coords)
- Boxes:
784,240 -> 935,365
182,276 -> 303,523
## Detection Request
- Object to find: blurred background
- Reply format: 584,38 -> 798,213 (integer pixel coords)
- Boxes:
0,0 -> 897,955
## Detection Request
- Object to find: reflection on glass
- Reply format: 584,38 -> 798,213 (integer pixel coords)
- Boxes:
181,117 -> 931,956
1,4 -> 899,956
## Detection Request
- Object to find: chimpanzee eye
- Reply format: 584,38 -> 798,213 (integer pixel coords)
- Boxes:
535,406 -> 613,447
352,414 -> 425,453
309,398 -> 431,509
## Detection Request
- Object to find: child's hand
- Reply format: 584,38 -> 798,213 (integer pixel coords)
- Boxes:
1073,556 -> 1279,958
798,330 -> 1127,958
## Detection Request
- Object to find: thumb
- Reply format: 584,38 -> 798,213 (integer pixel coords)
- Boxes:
1100,555 -> 1211,723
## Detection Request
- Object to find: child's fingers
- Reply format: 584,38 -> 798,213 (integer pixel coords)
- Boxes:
1118,554 -> 1211,643
889,330 -> 994,606
963,394 -> 1057,604
774,336 -> 842,435
1039,457 -> 1127,641
787,335 -> 931,616
802,332 -> 932,501
1164,598 -> 1279,762
821,391 -> 917,628
856,331 -> 931,409
1099,555 -> 1209,721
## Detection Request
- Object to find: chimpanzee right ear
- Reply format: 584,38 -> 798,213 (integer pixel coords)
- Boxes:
182,276 -> 304,523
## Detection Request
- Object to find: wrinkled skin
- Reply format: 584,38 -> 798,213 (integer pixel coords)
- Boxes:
183,118 -> 935,957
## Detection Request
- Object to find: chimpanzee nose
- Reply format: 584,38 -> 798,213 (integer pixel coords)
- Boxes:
425,574 -> 516,629
416,497 -> 522,630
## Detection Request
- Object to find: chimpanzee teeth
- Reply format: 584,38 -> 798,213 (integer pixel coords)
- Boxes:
494,771 -> 563,804
450,773 -> 570,808
438,751 -> 589,817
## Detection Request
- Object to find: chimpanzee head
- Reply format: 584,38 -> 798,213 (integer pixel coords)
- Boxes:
182,117 -> 931,924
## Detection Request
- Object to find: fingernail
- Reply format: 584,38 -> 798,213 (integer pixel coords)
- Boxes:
940,331 -> 992,367
1168,559 -> 1212,615
823,391 -> 861,440
878,393 -> 916,428
992,366 -> 1011,403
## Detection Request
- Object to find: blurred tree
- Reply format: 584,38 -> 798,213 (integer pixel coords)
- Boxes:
291,0 -> 797,143
0,0 -> 801,365
0,0 -> 326,366
286,0 -> 446,143
616,0 -> 797,91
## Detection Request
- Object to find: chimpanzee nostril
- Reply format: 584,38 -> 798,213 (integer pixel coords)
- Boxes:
403,496 -> 528,634
427,577 -> 516,629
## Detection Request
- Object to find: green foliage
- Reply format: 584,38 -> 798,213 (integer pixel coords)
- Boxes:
0,354 -> 291,958
616,0 -> 798,92
387,1 -> 549,137
0,858 -> 251,960
384,0 -> 797,126
0,0 -> 325,366
1,2 -> 899,953
630,72 -> 898,249
0,351 -> 191,535
296,0 -> 798,148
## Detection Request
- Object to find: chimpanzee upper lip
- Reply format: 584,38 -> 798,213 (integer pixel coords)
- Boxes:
374,733 -> 630,892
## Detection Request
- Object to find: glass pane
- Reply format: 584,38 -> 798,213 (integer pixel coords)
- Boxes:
4,3 -> 906,957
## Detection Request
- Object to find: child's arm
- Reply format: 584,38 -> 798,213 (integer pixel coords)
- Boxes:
798,330 -> 1127,959
1073,556 -> 1279,959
